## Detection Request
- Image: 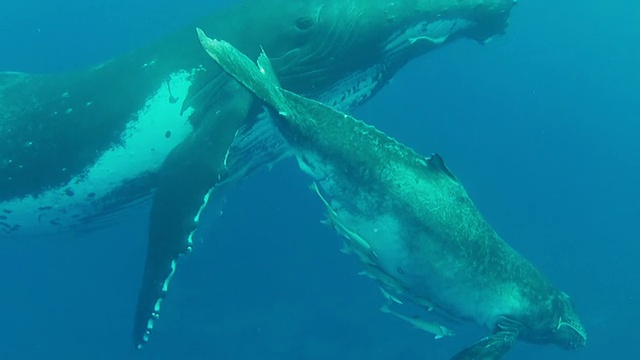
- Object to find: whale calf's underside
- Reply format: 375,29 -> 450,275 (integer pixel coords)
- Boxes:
198,33 -> 587,359
0,0 -> 517,349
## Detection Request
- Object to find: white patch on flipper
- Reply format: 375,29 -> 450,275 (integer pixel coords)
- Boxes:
153,298 -> 163,312
0,70 -> 196,238
139,177 -> 223,347
162,260 -> 177,292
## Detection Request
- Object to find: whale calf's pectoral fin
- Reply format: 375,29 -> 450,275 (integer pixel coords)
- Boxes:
133,79 -> 254,349
451,327 -> 517,360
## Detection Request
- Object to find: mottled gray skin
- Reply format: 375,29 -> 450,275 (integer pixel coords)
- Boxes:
199,34 -> 587,359
0,0 -> 516,350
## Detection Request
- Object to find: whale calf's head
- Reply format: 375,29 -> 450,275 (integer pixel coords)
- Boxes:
529,291 -> 586,350
552,292 -> 587,349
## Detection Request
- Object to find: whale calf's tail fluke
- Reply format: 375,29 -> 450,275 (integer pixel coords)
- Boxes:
196,28 -> 285,112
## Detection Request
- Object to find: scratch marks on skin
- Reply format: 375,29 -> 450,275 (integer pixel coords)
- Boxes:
141,59 -> 158,69
384,19 -> 473,55
139,258 -> 177,346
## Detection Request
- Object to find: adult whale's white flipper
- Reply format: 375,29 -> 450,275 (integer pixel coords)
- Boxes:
198,34 -> 587,359
134,80 -> 254,347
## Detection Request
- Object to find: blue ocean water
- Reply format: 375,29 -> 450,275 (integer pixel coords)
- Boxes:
1,0 -> 638,359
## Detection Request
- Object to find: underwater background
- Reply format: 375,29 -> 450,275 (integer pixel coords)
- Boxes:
1,0 -> 638,359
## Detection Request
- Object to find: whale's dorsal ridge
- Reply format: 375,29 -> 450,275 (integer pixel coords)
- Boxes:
427,153 -> 457,180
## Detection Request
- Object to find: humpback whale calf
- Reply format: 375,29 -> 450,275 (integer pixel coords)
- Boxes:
0,0 -> 515,348
198,34 -> 587,359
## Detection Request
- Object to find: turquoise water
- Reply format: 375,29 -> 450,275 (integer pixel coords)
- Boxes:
1,0 -> 638,358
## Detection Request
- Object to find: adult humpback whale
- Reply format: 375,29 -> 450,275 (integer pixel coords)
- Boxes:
198,35 -> 587,359
0,0 -> 515,348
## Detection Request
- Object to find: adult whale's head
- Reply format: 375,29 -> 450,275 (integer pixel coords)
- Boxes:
208,0 -> 516,109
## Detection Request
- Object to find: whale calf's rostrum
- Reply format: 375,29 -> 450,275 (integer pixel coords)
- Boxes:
198,32 -> 587,359
0,0 -> 516,349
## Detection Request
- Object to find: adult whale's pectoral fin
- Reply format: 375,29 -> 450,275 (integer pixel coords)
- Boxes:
451,326 -> 518,360
133,79 -> 253,349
